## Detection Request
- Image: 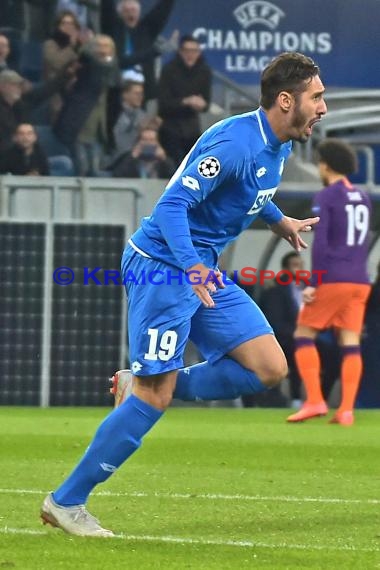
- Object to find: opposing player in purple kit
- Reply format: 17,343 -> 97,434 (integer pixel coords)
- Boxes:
41,52 -> 327,536
287,139 -> 372,425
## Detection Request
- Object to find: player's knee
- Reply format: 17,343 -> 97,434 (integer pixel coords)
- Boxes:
258,359 -> 288,388
134,372 -> 176,410
133,385 -> 173,410
139,390 -> 173,410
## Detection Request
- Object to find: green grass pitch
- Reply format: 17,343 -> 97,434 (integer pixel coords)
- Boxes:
0,407 -> 380,569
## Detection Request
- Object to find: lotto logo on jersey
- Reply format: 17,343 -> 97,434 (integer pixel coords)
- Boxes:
198,157 -> 221,178
247,188 -> 276,215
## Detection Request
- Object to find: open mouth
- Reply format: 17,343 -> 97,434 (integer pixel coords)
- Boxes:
310,117 -> 322,127
306,117 -> 322,135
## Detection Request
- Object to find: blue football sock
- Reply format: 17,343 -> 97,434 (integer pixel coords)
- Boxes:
174,358 -> 268,401
53,394 -> 162,506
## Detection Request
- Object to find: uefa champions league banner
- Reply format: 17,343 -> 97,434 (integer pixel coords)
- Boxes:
152,0 -> 379,88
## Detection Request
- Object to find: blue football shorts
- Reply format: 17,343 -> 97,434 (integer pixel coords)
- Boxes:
121,245 -> 273,376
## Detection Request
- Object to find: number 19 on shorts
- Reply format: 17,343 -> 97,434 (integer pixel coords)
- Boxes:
144,328 -> 178,361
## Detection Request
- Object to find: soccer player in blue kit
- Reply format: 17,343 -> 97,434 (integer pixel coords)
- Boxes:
41,52 -> 327,536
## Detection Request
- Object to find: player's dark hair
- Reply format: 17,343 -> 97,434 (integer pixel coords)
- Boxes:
260,52 -> 319,109
281,251 -> 300,270
317,138 -> 358,175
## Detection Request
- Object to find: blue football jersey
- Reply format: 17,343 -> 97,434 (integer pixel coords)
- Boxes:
129,108 -> 292,270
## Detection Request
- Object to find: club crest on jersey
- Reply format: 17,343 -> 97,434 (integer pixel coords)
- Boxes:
198,157 -> 220,178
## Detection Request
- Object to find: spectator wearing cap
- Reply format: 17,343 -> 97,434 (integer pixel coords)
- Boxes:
158,35 -> 212,165
0,68 -> 73,153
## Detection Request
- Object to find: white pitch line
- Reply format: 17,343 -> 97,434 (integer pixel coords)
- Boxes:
1,527 -> 46,537
1,527 -> 379,553
0,488 -> 379,505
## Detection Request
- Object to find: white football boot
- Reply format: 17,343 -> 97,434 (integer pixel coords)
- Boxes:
41,493 -> 114,537
109,369 -> 134,408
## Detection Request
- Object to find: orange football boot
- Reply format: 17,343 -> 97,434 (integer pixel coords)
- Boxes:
329,410 -> 354,426
287,402 -> 328,423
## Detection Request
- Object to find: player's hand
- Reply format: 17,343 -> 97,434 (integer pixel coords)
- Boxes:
186,263 -> 225,308
270,216 -> 320,251
302,286 -> 316,304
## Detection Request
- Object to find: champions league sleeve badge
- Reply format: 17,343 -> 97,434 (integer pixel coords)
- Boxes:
197,157 -> 221,178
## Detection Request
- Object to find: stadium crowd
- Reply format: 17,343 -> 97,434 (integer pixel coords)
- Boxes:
0,0 -> 212,178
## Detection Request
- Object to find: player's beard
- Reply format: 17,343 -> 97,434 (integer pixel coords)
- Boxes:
291,99 -> 310,144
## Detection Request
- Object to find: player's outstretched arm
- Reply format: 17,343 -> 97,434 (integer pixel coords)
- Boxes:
269,216 -> 320,251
